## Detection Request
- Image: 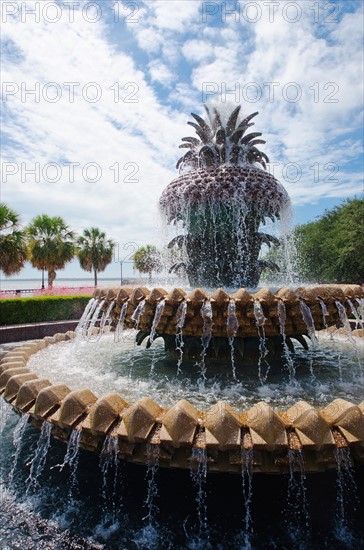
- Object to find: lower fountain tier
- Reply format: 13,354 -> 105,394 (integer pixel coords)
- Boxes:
92,284 -> 364,339
1,334 -> 364,474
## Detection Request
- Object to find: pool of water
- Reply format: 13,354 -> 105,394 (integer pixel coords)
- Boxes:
27,331 -> 364,410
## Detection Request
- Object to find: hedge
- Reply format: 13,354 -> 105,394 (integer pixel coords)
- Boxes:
0,296 -> 91,326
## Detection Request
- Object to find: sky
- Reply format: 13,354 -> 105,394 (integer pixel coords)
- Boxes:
1,0 -> 363,282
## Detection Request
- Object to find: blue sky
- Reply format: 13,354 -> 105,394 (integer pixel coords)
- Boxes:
1,0 -> 363,281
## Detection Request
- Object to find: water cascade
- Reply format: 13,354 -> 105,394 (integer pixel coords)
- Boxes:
200,300 -> 213,379
348,299 -> 363,330
240,430 -> 254,544
356,298 -> 364,322
175,300 -> 187,374
144,443 -> 160,527
278,299 -> 296,384
253,301 -> 269,384
86,299 -> 105,340
0,398 -> 12,435
299,300 -> 319,347
9,413 -> 29,487
114,301 -> 128,343
190,428 -> 208,539
75,297 -> 96,337
98,301 -> 115,337
319,299 -> 331,331
131,299 -> 146,329
57,428 -> 82,473
285,432 -> 310,546
149,299 -> 166,344
336,300 -> 354,340
227,300 -> 239,379
26,421 -> 53,494
100,435 -> 122,519
334,445 -> 359,543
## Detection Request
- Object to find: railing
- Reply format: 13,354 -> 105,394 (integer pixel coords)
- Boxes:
0,286 -> 94,298
1,288 -> 40,295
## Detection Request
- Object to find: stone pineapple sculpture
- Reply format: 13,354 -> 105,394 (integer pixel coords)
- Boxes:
159,105 -> 289,288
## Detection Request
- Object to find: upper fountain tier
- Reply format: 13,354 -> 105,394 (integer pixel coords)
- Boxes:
159,105 -> 290,289
92,283 -> 364,339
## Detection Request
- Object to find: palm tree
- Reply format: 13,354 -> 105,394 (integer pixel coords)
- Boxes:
0,203 -> 28,275
27,215 -> 75,288
133,245 -> 162,283
77,227 -> 114,287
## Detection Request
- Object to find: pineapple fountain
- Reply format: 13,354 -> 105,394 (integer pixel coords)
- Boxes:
160,105 -> 288,288
1,106 -> 363,480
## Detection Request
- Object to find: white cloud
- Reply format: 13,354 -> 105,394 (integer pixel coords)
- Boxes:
148,60 -> 174,86
182,39 -> 213,63
142,0 -> 199,32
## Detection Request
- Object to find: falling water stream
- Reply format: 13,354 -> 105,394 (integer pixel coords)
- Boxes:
86,299 -> 105,340
285,448 -> 310,548
0,398 -> 12,435
347,300 -> 362,329
144,444 -> 160,526
190,444 -> 209,541
253,301 -> 270,385
100,436 -> 122,520
240,443 -> 254,547
334,447 -> 359,544
76,297 -> 96,337
278,300 -> 296,384
9,413 -> 29,487
26,422 -> 53,494
299,301 -> 319,347
131,299 -> 146,328
200,300 -> 213,381
175,300 -> 187,374
114,301 -> 128,343
149,300 -> 166,344
99,302 -> 116,335
356,298 -> 364,322
227,300 -> 239,380
319,300 -> 330,332
56,428 -> 82,473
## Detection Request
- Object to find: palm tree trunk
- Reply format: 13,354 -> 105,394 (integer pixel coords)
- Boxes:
48,269 -> 56,288
94,269 -> 97,287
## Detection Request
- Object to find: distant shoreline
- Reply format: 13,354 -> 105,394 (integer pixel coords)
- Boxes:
1,278 -> 123,281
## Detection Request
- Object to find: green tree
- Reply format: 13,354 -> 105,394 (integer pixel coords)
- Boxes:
0,203 -> 28,276
77,227 -> 114,287
133,245 -> 162,283
295,198 -> 364,284
27,214 -> 75,288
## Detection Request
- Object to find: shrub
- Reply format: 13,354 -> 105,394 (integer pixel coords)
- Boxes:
0,296 -> 91,326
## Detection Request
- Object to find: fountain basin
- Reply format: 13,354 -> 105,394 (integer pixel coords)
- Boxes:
1,329 -> 363,474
